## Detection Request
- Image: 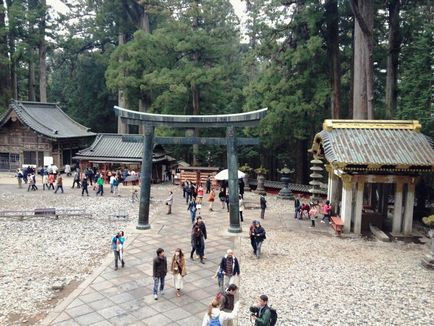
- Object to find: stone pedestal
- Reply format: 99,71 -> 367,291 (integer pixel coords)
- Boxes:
243,173 -> 250,192
278,175 -> 292,200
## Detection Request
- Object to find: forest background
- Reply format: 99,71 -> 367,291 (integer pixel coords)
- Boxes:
0,0 -> 433,184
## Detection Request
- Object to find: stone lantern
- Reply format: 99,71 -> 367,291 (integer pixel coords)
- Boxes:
239,163 -> 253,192
277,164 -> 295,200
254,166 -> 268,195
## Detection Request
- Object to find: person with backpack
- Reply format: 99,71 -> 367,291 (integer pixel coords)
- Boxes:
219,250 -> 240,291
218,284 -> 238,326
201,297 -> 239,326
249,220 -> 258,256
250,294 -> 277,326
253,221 -> 266,258
81,177 -> 89,196
111,232 -> 124,270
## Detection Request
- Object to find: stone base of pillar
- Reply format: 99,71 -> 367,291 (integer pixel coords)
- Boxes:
228,225 -> 242,233
136,223 -> 151,230
421,253 -> 434,270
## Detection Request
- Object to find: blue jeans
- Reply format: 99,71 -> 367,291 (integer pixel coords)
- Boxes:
190,210 -> 196,224
153,276 -> 165,295
255,240 -> 263,258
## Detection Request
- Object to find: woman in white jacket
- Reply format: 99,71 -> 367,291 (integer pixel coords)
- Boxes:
202,298 -> 239,326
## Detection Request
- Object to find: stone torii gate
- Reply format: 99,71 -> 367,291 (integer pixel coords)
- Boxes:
114,106 -> 268,233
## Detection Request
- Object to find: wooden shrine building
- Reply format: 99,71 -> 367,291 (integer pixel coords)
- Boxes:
0,100 -> 95,171
310,120 -> 434,235
73,133 -> 176,183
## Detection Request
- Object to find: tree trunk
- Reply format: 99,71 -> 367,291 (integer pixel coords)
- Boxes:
28,58 -> 36,101
350,0 -> 374,120
295,139 -> 308,185
325,0 -> 341,119
117,32 -> 127,133
6,0 -> 17,99
192,84 -> 200,166
0,0 -> 11,107
385,0 -> 400,119
39,0 -> 47,102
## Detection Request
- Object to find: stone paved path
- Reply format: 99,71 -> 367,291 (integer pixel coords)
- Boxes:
41,187 -> 238,326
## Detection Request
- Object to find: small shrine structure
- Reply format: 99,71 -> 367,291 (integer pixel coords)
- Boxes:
310,120 -> 434,235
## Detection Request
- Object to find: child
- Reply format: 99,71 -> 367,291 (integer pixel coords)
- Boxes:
130,189 -> 139,203
213,266 -> 224,291
309,202 -> 318,227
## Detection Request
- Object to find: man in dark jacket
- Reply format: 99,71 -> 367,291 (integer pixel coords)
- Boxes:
219,249 -> 240,291
219,283 -> 239,326
152,248 -> 167,300
253,221 -> 266,258
260,195 -> 267,219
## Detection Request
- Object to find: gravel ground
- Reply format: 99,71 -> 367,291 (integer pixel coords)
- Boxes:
0,174 -> 167,325
237,196 -> 434,326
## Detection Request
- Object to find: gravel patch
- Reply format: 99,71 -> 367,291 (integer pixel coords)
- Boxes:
0,175 -> 168,325
237,226 -> 434,325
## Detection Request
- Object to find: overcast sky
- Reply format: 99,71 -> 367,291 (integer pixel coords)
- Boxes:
47,0 -> 246,20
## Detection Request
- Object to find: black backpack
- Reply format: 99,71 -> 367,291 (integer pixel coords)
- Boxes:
266,306 -> 277,326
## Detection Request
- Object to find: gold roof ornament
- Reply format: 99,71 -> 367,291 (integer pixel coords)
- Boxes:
323,119 -> 422,132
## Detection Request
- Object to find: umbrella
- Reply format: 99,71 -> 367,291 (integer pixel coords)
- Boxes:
214,169 -> 245,180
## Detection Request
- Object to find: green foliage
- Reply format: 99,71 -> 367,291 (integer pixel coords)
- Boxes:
422,215 -> 434,228
398,3 -> 434,138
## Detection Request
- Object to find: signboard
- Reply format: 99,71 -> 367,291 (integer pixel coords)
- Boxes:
44,156 -> 53,166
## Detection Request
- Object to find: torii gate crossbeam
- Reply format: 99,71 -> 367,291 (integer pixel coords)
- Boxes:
114,106 -> 267,233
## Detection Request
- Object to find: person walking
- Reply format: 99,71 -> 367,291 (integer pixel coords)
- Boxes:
250,294 -> 272,326
112,177 -> 119,196
309,202 -> 318,228
72,171 -> 81,188
42,173 -> 49,190
170,248 -> 187,297
16,169 -> 23,188
206,176 -> 211,194
81,177 -> 89,196
321,200 -> 332,223
191,226 -> 205,264
259,195 -> 267,219
249,220 -> 258,256
193,216 -> 207,259
48,173 -> 55,190
96,174 -> 104,196
27,173 -> 34,192
253,221 -> 266,258
219,284 -> 239,326
197,183 -> 204,204
54,175 -> 63,194
111,232 -> 124,270
152,248 -> 167,300
166,191 -> 173,214
239,195 -> 245,222
208,188 -> 216,211
201,298 -> 239,326
187,198 -> 197,224
219,188 -> 226,209
294,195 -> 301,219
219,250 -> 240,291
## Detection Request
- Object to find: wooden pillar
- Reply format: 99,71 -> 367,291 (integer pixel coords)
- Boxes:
341,175 -> 353,233
403,182 -> 415,235
354,179 -> 364,234
392,180 -> 403,234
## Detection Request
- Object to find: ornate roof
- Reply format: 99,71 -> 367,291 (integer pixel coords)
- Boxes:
310,120 -> 434,173
0,100 -> 95,139
73,133 -> 175,163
